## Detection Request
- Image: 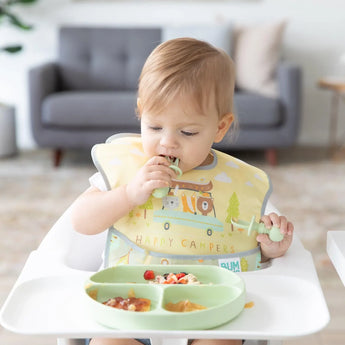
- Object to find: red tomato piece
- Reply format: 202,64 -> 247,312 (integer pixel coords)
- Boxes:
143,270 -> 155,280
176,272 -> 186,280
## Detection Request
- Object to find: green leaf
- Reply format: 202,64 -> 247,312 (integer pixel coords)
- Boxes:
0,0 -> 37,55
5,12 -> 33,30
10,0 -> 38,4
1,45 -> 23,53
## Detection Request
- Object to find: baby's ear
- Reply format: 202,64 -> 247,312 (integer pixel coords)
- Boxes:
136,98 -> 142,115
214,113 -> 234,143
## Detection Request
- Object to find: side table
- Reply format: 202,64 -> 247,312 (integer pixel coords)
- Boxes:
0,103 -> 17,157
318,77 -> 345,157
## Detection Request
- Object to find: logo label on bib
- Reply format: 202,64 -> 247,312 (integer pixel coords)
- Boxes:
218,257 -> 241,272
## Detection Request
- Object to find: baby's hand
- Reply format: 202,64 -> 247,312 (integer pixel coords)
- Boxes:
125,156 -> 177,207
257,212 -> 294,260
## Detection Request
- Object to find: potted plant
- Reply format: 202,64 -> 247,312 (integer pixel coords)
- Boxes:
0,0 -> 38,157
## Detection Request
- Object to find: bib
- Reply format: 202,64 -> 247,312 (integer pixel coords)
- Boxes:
92,134 -> 272,272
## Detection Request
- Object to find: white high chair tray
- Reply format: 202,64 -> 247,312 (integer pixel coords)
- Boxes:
327,231 -> 345,286
0,236 -> 329,341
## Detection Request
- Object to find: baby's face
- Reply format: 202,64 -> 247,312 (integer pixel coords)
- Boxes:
140,97 -> 225,173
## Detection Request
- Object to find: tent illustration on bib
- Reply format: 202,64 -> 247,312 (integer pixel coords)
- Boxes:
153,179 -> 224,236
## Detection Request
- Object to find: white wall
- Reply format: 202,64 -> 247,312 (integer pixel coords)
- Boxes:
1,0 -> 345,149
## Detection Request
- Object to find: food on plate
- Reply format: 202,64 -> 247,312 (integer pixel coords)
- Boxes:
244,301 -> 255,308
103,296 -> 151,312
143,270 -> 201,285
143,269 -> 155,280
165,300 -> 207,312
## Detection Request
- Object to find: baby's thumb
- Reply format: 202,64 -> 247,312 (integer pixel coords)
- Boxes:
256,233 -> 272,246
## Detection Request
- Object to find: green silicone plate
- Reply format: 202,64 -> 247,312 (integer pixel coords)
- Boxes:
84,265 -> 245,330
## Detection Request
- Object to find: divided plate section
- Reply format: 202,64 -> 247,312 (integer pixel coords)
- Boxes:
84,265 -> 245,330
88,264 -> 243,285
86,284 -> 161,312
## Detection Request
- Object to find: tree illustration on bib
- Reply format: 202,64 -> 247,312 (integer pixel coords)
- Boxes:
139,197 -> 154,219
225,192 -> 240,231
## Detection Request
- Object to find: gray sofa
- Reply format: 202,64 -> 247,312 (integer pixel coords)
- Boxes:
29,26 -> 301,166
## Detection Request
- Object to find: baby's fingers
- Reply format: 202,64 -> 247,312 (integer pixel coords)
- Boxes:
146,155 -> 170,167
260,213 -> 278,229
287,221 -> 294,236
273,215 -> 291,236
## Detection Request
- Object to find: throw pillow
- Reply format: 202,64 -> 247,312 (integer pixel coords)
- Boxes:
234,21 -> 287,97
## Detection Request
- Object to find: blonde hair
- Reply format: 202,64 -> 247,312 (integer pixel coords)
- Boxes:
137,37 -> 235,119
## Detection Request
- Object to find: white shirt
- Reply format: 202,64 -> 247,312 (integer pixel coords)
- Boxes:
89,172 -> 107,191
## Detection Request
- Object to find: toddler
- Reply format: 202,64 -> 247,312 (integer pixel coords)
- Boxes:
72,37 -> 294,345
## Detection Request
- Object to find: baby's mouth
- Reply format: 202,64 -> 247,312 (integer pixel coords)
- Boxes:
160,155 -> 178,164
168,156 -> 178,164
159,155 -> 182,176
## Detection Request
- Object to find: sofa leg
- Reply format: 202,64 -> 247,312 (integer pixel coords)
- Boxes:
53,149 -> 63,167
265,148 -> 277,166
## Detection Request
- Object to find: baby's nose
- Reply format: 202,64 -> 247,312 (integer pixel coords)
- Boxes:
160,133 -> 178,148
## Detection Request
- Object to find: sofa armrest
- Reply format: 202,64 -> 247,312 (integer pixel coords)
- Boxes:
277,61 -> 302,143
28,62 -> 60,144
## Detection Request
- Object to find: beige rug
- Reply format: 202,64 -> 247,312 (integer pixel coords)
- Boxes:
1,147 -> 345,344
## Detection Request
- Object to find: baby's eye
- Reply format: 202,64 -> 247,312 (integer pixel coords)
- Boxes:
181,130 -> 198,136
150,126 -> 162,131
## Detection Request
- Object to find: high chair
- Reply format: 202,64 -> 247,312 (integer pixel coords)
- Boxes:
0,201 -> 329,345
327,230 -> 345,287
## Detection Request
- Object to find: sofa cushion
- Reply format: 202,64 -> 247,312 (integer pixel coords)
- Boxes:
234,92 -> 282,128
162,25 -> 233,56
42,91 -> 140,129
58,27 -> 161,91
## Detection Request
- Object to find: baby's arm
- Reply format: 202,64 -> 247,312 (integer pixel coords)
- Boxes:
71,184 -> 133,235
71,156 -> 177,235
257,213 -> 294,260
